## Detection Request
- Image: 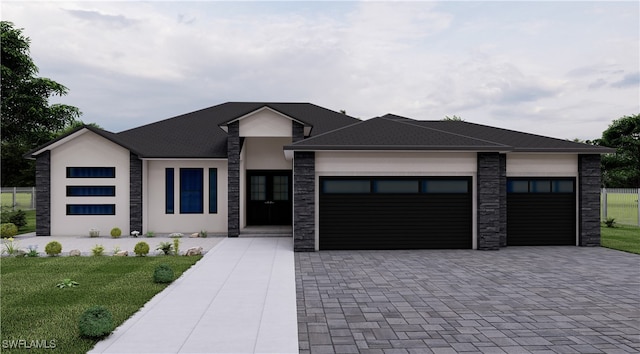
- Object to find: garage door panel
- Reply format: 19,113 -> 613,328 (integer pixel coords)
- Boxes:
319,178 -> 472,250
507,178 -> 576,246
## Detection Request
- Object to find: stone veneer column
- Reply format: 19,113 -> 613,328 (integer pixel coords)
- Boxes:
477,152 -> 501,250
130,153 -> 143,234
227,121 -> 240,237
293,151 -> 315,252
35,151 -> 51,236
579,154 -> 601,246
499,153 -> 507,247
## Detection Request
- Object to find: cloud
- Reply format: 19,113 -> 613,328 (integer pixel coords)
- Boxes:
65,9 -> 137,28
611,72 -> 640,88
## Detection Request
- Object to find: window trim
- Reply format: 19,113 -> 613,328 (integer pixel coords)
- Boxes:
66,167 -> 115,178
166,168 -> 175,214
180,168 -> 204,214
66,186 -> 116,197
209,168 -> 218,214
66,204 -> 116,215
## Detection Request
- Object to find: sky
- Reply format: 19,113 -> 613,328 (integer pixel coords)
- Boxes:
2,1 -> 638,140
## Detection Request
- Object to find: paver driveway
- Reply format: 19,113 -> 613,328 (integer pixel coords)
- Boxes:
296,247 -> 640,354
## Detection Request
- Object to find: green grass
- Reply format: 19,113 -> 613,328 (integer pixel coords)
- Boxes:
1,192 -> 35,210
601,224 -> 640,254
0,256 -> 202,353
602,192 -> 639,226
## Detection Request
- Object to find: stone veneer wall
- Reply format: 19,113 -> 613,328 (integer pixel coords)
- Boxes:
579,154 -> 601,246
477,152 -> 501,250
227,121 -> 240,237
293,151 -> 315,252
292,121 -> 304,142
130,153 -> 143,234
35,151 -> 51,236
499,154 -> 507,247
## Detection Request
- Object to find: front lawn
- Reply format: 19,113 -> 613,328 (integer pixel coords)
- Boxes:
601,224 -> 640,255
0,256 -> 201,353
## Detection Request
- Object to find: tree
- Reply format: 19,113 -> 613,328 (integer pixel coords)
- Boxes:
1,21 -> 82,186
443,115 -> 463,121
594,114 -> 640,187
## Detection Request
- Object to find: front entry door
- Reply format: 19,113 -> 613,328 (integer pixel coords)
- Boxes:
247,170 -> 292,225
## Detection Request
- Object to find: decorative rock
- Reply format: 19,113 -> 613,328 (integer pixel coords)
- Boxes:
184,247 -> 203,256
69,249 -> 82,256
190,233 -> 199,238
114,250 -> 128,257
15,250 -> 26,257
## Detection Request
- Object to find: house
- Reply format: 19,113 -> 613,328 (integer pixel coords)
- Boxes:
26,102 -> 613,251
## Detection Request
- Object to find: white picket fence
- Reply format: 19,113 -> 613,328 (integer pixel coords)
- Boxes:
1,187 -> 37,210
601,188 -> 640,226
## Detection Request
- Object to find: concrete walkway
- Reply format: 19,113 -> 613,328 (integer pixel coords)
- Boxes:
90,237 -> 298,354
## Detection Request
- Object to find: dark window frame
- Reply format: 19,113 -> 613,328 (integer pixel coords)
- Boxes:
209,168 -> 217,214
66,204 -> 116,215
180,168 -> 204,214
66,186 -> 116,197
66,167 -> 115,178
166,168 -> 175,214
507,178 -> 576,194
321,177 -> 471,195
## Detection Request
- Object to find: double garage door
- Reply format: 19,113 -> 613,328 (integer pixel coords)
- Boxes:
319,177 -> 472,250
319,176 -> 577,250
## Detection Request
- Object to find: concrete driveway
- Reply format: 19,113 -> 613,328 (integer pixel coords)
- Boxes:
296,247 -> 639,354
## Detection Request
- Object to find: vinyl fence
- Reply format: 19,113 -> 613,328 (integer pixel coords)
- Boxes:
601,188 -> 640,226
1,187 -> 36,210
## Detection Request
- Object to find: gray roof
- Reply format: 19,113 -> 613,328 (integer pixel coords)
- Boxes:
79,102 -> 356,158
286,114 -> 614,154
28,103 -> 613,158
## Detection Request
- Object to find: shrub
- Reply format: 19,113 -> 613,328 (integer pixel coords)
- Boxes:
173,238 -> 180,256
156,242 -> 172,256
1,208 -> 27,228
199,230 -> 208,238
1,223 -> 18,238
110,227 -> 122,238
45,241 -> 62,256
604,217 -> 616,228
92,244 -> 105,256
145,231 -> 155,237
78,306 -> 113,339
153,263 -> 174,283
134,242 -> 150,257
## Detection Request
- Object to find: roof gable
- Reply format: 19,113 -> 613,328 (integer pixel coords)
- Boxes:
26,125 -> 137,159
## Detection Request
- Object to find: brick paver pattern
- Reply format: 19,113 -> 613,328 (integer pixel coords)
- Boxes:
296,247 -> 640,354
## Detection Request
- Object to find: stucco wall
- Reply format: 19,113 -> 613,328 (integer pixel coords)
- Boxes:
50,131 -> 130,236
238,108 -> 293,137
506,154 -> 578,177
244,137 -> 292,170
145,160 -> 228,234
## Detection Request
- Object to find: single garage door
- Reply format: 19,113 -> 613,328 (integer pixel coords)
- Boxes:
507,178 -> 576,246
319,177 -> 472,250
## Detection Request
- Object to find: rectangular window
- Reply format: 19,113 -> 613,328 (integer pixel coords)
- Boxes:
373,180 -> 419,194
250,176 -> 266,200
180,168 -> 203,214
530,180 -> 551,193
166,168 -> 174,214
67,204 -> 115,215
273,175 -> 289,200
209,168 -> 217,213
422,180 -> 469,194
322,180 -> 371,194
508,179 -> 575,194
67,167 -> 115,178
66,186 -> 115,197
